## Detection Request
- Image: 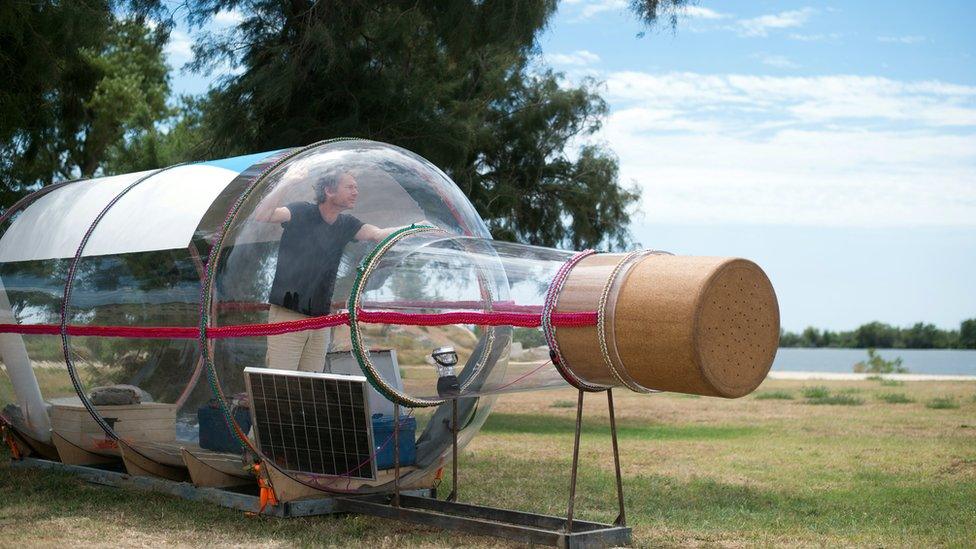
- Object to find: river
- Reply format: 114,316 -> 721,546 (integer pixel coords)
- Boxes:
772,348 -> 976,376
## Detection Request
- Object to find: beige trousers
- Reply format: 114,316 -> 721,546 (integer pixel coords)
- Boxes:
265,304 -> 331,372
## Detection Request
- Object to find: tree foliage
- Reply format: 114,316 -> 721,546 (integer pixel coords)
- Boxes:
102,96 -> 214,174
0,2 -> 170,203
853,348 -> 908,374
174,0 -> 683,248
2,0 -> 686,248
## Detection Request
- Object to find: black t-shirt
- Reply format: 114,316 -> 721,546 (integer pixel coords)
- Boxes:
268,202 -> 364,316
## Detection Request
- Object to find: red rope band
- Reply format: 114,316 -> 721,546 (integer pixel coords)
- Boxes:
217,299 -> 546,314
356,310 -> 596,328
0,309 -> 596,339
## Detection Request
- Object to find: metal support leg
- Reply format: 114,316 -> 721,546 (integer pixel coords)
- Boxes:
565,389 -> 584,532
607,389 -> 626,526
446,398 -> 459,502
393,403 -> 401,508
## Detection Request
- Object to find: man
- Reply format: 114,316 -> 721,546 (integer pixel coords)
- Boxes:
254,169 -> 403,372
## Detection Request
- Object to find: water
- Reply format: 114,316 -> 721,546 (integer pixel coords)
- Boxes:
772,348 -> 976,376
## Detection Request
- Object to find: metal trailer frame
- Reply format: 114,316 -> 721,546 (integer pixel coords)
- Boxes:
6,387 -> 631,547
343,388 -> 632,548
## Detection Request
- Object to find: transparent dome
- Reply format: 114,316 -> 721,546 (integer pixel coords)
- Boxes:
209,140 -> 519,492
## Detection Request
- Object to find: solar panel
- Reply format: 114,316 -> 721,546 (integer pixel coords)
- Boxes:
243,367 -> 377,480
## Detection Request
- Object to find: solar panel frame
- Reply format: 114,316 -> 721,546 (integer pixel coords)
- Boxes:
243,367 -> 377,481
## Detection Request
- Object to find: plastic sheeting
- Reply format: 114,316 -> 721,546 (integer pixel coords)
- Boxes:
0,164 -> 240,262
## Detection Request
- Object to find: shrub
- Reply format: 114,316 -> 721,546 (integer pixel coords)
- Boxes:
755,391 -> 794,400
926,397 -> 959,410
801,386 -> 830,399
550,400 -> 575,409
854,348 -> 908,374
877,393 -> 914,404
880,379 -> 905,387
807,394 -> 864,406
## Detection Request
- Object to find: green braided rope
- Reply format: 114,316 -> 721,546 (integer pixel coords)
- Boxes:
349,229 -> 501,404
348,224 -> 447,408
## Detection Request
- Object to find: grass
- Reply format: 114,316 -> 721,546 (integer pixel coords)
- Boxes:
550,399 -> 575,408
2,378 -> 976,547
926,396 -> 960,409
480,413 -> 761,440
866,375 -> 905,387
754,390 -> 794,400
805,394 -> 864,406
877,392 -> 915,404
799,386 -> 863,405
880,378 -> 905,387
801,385 -> 830,399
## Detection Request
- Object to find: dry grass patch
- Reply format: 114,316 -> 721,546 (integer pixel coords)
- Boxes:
2,379 -> 975,547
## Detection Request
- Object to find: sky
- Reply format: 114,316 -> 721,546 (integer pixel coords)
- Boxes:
164,1 -> 976,332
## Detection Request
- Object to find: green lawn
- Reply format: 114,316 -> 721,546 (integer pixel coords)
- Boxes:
2,378 -> 975,547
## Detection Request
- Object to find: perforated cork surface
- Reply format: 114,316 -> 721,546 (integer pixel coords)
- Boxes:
695,260 -> 780,397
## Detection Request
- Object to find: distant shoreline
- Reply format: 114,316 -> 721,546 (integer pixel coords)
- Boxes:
768,371 -> 976,381
778,346 -> 976,350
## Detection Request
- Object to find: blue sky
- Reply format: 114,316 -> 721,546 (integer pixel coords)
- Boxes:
164,2 -> 976,332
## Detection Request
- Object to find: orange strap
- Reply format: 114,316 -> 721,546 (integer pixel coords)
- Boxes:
1,425 -> 23,460
253,462 -> 279,514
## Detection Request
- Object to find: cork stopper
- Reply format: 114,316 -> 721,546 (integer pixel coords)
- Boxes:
553,253 -> 779,398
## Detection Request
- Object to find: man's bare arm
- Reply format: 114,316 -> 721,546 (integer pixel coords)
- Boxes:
355,220 -> 432,242
252,186 -> 292,223
354,224 -> 396,242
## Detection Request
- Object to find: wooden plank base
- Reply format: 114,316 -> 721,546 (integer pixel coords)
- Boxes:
181,448 -> 254,488
118,439 -> 189,482
51,431 -> 120,466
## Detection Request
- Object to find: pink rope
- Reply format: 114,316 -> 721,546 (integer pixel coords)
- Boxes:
0,309 -> 597,339
541,250 -> 607,392
490,360 -> 554,392
356,309 -> 596,328
218,300 -> 547,314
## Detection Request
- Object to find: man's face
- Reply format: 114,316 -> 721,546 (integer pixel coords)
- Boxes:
327,173 -> 359,210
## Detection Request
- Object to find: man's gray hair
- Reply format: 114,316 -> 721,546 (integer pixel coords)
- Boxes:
314,169 -> 351,203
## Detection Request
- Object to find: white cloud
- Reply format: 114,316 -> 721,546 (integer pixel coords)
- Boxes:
877,35 -> 927,44
575,0 -> 627,20
735,8 -> 815,37
213,9 -> 244,26
678,6 -> 729,20
570,2 -> 728,25
755,54 -> 800,69
165,30 -> 193,62
789,32 -> 842,42
547,50 -> 601,66
597,71 -> 976,227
